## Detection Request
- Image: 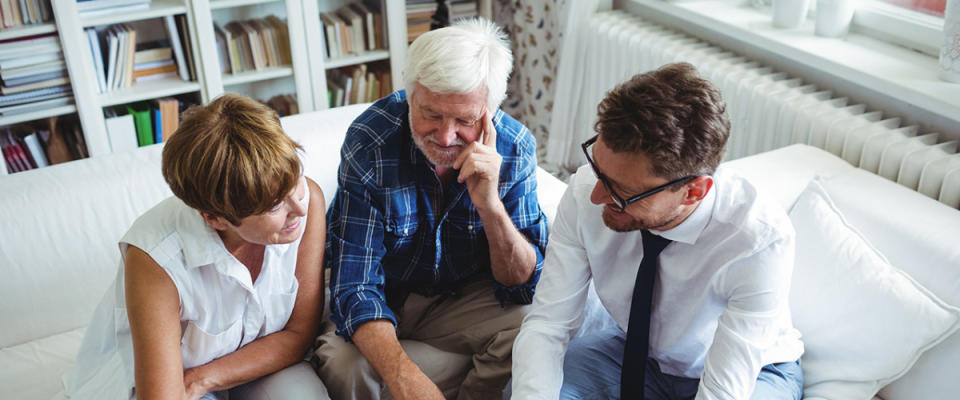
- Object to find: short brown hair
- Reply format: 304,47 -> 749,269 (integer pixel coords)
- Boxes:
595,62 -> 729,180
162,93 -> 302,225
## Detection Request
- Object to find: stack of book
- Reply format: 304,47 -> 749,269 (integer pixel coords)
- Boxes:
104,96 -> 183,152
87,15 -> 192,94
77,0 -> 150,18
406,0 -> 436,44
0,0 -> 53,28
2,116 -> 85,174
326,63 -> 391,108
0,34 -> 72,117
213,15 -> 291,75
318,2 -> 383,59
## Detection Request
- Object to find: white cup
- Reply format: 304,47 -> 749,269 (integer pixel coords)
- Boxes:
815,0 -> 858,37
940,0 -> 960,83
772,0 -> 812,28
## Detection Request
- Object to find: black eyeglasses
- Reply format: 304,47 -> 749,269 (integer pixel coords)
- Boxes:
581,134 -> 699,211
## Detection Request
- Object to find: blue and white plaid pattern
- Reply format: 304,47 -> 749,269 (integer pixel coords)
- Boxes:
327,90 -> 548,338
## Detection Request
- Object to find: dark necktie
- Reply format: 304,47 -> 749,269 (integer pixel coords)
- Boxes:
621,230 -> 672,399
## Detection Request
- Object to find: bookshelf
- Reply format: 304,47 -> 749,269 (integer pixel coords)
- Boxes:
1,0 -> 411,176
301,0 -> 404,109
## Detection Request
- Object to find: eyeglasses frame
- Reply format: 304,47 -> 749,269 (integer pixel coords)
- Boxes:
581,134 -> 700,211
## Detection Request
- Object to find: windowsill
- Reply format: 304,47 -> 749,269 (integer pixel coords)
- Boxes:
615,0 -> 959,138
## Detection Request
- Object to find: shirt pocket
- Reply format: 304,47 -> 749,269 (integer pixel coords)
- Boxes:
263,286 -> 298,335
444,214 -> 485,255
180,318 -> 243,368
385,214 -> 419,253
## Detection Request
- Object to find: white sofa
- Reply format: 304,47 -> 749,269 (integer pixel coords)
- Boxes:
1,104 -> 958,399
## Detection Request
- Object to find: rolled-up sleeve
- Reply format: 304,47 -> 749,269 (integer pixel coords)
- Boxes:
492,135 -> 549,305
327,140 -> 394,339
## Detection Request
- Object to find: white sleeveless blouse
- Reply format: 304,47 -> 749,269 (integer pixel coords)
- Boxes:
64,178 -> 309,399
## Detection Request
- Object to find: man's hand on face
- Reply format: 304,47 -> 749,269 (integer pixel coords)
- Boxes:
453,110 -> 503,212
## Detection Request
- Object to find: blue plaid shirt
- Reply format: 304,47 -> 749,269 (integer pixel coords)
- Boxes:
327,90 -> 548,338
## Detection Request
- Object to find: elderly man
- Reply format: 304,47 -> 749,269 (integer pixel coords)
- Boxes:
511,63 -> 805,399
314,19 -> 548,400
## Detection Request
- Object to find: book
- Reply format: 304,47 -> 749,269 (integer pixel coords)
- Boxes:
164,15 -> 189,81
0,83 -> 68,106
126,103 -> 153,147
0,51 -> 61,70
336,6 -> 362,55
85,28 -> 107,93
175,15 -> 195,80
238,21 -> 265,70
132,62 -> 176,79
122,24 -> 137,88
0,76 -> 68,95
349,3 -> 376,51
250,19 -> 278,68
213,23 -> 232,74
152,97 -> 178,141
133,59 -> 174,71
22,132 -> 47,168
104,111 -> 138,152
1,68 -> 67,87
224,22 -> 249,73
318,13 -> 341,58
133,46 -> 172,65
0,95 -> 71,116
1,59 -> 66,79
0,34 -> 59,60
104,26 -> 120,91
327,77 -> 344,107
152,107 -> 161,143
265,16 -> 291,65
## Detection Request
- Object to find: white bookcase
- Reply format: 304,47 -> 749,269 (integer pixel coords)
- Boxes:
0,0 -> 408,176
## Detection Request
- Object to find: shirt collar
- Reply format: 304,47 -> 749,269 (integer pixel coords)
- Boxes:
651,176 -> 717,245
177,205 -> 234,269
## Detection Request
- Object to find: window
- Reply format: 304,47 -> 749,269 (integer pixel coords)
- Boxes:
853,0 -> 945,56
877,0 -> 946,18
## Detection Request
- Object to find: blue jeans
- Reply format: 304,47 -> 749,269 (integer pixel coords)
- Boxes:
559,328 -> 803,400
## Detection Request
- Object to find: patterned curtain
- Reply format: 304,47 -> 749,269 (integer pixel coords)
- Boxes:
494,0 -> 566,171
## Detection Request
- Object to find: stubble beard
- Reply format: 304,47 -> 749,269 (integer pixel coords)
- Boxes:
600,206 -> 680,233
410,111 -> 464,168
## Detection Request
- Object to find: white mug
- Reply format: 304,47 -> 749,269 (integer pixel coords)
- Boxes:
772,0 -> 812,29
815,0 -> 858,37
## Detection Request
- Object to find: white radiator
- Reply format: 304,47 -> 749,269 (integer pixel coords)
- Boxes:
551,10 -> 960,209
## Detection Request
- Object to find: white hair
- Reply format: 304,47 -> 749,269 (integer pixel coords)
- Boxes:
404,18 -> 513,111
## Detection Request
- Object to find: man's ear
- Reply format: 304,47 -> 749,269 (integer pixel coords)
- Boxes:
200,212 -> 231,231
682,176 -> 713,205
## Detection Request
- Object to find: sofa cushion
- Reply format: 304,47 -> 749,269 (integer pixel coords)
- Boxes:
0,145 -> 169,349
0,327 -> 84,400
720,144 -> 854,210
788,180 -> 960,399
817,169 -> 960,400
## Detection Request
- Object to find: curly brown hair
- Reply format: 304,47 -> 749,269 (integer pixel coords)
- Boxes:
161,93 -> 302,225
594,62 -> 730,180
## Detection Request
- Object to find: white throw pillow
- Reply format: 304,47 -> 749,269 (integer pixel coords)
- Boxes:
788,180 -> 960,399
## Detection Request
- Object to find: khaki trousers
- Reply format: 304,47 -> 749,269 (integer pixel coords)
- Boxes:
313,278 -> 527,400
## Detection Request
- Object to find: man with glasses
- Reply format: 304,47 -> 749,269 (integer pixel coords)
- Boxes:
511,63 -> 804,399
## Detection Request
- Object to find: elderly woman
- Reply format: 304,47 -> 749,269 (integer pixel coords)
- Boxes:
64,94 -> 329,400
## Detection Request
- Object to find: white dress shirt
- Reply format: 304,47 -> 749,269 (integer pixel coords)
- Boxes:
512,166 -> 803,400
63,178 -> 309,400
